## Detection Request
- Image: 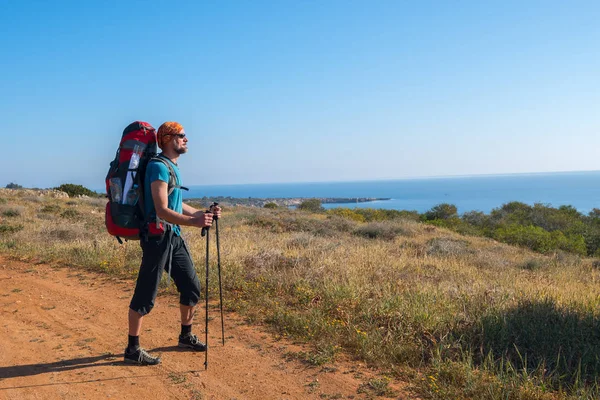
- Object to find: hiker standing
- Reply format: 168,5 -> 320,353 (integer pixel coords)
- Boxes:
124,121 -> 222,365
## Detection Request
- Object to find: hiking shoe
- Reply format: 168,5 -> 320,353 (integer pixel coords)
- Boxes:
178,333 -> 207,351
124,347 -> 161,365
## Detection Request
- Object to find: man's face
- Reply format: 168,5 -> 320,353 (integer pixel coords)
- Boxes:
172,131 -> 188,155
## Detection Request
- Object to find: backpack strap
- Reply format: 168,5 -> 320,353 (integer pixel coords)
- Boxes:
151,155 -> 189,195
147,155 -> 189,233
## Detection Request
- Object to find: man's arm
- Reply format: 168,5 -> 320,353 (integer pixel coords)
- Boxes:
182,202 -> 200,217
182,202 -> 222,219
152,181 -> 211,228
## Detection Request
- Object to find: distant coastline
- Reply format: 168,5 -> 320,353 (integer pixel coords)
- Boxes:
185,196 -> 390,208
182,169 -> 600,188
180,170 -> 600,214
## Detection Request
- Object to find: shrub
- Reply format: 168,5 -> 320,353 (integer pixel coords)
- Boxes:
559,233 -> 587,255
297,199 -> 324,213
54,184 -> 97,198
326,208 -> 366,223
1,207 -> 23,217
461,211 -> 489,228
40,204 -> 62,214
264,202 -> 278,209
61,209 -> 81,219
5,182 -> 23,189
286,233 -> 316,249
318,215 -> 356,235
493,224 -> 554,253
353,221 -> 406,241
352,208 -> 385,222
589,208 -> 600,219
519,259 -> 544,270
0,224 -> 24,235
353,208 -> 420,222
493,224 -> 586,255
490,202 -> 584,234
491,201 -> 532,220
423,203 -> 458,221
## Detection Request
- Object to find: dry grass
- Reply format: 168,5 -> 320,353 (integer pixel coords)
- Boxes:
1,192 -> 600,399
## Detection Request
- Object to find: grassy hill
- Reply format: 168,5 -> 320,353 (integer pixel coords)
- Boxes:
1,190 -> 600,399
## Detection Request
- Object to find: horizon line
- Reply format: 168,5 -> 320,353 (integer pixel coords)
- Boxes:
183,168 -> 600,188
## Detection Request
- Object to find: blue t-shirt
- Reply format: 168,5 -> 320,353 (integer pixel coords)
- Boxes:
144,155 -> 183,235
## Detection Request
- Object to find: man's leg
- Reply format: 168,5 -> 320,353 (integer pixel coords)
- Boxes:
170,236 -> 205,351
180,304 -> 195,326
129,308 -> 144,336
125,235 -> 169,365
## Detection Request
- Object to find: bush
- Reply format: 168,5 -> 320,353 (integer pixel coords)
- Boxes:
461,211 -> 489,228
424,202 -> 597,256
0,224 -> 24,235
589,208 -> 600,219
353,222 -> 405,241
40,204 -> 62,214
264,202 -> 278,209
54,184 -> 97,198
519,259 -> 544,271
5,182 -> 23,189
326,208 -> 366,223
493,224 -> 586,255
61,209 -> 81,219
423,203 -> 458,221
1,207 -> 23,217
354,208 -> 420,222
298,199 -> 324,213
493,224 -> 555,253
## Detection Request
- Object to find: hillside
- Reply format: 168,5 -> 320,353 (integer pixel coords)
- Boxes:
1,189 -> 600,399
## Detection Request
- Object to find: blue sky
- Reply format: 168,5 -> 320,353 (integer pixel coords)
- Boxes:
1,0 -> 598,188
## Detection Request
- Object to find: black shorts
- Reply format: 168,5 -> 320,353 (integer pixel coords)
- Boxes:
129,231 -> 201,316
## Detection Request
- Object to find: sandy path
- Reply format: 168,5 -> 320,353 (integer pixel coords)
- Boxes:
0,257 -> 413,399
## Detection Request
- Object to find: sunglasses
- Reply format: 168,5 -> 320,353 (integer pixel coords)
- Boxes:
167,133 -> 186,139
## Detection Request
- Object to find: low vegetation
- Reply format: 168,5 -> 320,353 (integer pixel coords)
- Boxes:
5,182 -> 23,189
54,183 -> 100,198
419,201 -> 598,257
1,190 -> 600,399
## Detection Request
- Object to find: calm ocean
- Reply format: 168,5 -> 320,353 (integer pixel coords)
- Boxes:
183,171 -> 600,214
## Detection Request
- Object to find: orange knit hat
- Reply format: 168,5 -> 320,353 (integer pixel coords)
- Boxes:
157,121 -> 184,149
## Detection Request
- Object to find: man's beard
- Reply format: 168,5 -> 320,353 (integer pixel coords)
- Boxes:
174,146 -> 188,155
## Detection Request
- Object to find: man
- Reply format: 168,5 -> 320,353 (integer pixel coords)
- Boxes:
124,121 -> 221,365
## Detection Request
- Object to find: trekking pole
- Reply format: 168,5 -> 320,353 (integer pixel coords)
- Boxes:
201,212 -> 210,370
211,202 -> 225,346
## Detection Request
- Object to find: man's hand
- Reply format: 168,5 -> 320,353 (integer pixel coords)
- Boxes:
192,212 -> 213,228
210,205 -> 222,219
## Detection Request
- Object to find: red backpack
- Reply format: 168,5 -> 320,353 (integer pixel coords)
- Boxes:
105,121 -> 158,243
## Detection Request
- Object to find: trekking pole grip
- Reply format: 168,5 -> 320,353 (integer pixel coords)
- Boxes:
201,205 -> 214,237
211,202 -> 219,220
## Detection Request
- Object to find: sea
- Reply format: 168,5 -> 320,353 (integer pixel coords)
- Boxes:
183,170 -> 600,214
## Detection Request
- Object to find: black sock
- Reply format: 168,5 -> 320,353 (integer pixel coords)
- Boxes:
128,335 -> 140,351
181,324 -> 192,336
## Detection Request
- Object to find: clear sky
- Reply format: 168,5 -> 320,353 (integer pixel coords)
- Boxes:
1,0 -> 598,188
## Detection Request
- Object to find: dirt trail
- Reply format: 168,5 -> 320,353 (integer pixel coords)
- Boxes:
0,257 -> 413,399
